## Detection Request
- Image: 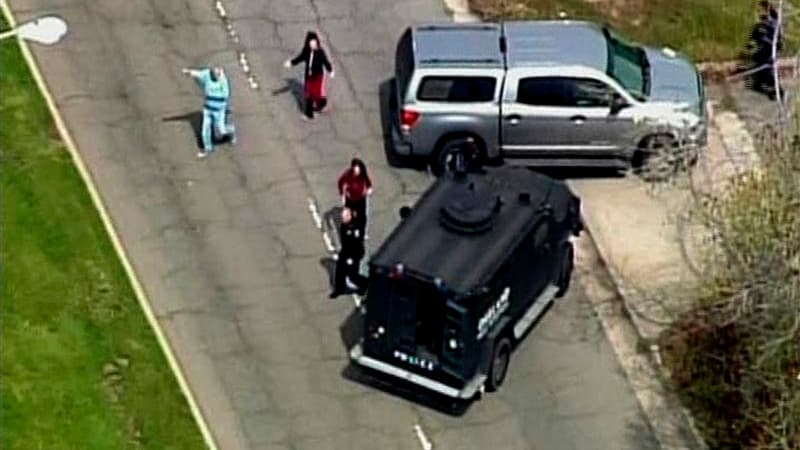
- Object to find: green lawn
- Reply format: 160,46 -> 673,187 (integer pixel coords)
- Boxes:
469,0 -> 795,62
0,22 -> 206,450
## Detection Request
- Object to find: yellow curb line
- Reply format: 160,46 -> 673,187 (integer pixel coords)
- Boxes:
0,3 -> 218,449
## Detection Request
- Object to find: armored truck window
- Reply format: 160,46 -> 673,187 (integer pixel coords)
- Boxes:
417,76 -> 496,102
533,220 -> 550,248
516,77 -> 573,106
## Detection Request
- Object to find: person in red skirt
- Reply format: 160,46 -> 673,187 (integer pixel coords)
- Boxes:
338,158 -> 372,235
284,31 -> 335,120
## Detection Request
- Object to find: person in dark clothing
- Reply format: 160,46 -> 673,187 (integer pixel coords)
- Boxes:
284,31 -> 335,119
749,2 -> 783,99
337,158 -> 372,235
330,208 -> 368,298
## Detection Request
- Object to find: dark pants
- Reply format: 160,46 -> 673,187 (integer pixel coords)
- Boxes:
304,97 -> 328,118
345,197 -> 367,234
333,252 -> 367,294
751,49 -> 780,98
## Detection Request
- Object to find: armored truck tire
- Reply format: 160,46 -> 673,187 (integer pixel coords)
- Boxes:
556,242 -> 575,298
486,336 -> 512,392
431,136 -> 482,176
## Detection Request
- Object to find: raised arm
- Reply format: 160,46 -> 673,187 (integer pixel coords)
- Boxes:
290,47 -> 308,66
181,68 -> 207,80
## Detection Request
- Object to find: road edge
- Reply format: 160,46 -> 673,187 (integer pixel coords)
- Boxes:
0,3 -> 218,449
575,233 -> 707,450
577,220 -> 709,450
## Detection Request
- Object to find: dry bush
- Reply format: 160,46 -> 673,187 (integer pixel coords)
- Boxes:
663,124 -> 800,450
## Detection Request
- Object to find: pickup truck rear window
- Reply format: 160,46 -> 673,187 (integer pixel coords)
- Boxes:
417,76 -> 496,102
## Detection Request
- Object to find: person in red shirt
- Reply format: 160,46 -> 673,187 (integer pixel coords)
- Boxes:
337,158 -> 372,234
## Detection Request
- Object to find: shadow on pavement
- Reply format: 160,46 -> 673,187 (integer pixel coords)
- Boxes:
337,308 -> 472,417
322,205 -> 343,235
625,418 -> 663,449
162,111 -> 203,149
271,77 -> 305,114
529,166 -> 626,181
319,257 -> 336,290
338,305 -> 362,351
378,78 -> 428,171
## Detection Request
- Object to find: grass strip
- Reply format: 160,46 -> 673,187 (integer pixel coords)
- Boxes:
0,19 -> 206,450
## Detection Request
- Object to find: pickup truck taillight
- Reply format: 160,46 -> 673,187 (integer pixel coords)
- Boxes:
400,108 -> 421,132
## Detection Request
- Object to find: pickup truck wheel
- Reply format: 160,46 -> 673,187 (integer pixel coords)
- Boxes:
633,134 -> 679,182
431,137 -> 482,177
556,242 -> 575,298
486,337 -> 511,392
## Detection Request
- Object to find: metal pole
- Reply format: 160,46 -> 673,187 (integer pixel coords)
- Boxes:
773,0 -> 785,118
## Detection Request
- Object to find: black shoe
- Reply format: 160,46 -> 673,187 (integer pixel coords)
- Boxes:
329,291 -> 342,299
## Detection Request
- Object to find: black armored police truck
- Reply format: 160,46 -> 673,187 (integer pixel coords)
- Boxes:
349,166 -> 583,399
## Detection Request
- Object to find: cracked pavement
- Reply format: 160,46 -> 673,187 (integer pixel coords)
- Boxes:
9,0 -> 658,448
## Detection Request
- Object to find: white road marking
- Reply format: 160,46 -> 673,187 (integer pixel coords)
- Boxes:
413,423 -> 433,450
307,198 -> 323,229
326,216 -> 335,233
215,1 -> 259,90
307,198 -> 335,251
322,232 -> 335,253
215,1 -> 227,17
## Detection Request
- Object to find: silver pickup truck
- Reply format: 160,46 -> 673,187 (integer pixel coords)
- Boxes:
390,21 -> 707,176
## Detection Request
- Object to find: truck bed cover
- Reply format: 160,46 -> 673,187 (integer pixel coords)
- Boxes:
412,23 -> 503,68
370,167 -> 575,295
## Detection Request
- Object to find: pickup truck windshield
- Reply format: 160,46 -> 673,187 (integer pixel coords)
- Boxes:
604,28 -> 649,101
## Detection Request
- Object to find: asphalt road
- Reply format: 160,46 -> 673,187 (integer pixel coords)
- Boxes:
9,0 -> 658,448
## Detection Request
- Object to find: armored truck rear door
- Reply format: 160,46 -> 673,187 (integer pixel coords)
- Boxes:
388,282 -> 417,353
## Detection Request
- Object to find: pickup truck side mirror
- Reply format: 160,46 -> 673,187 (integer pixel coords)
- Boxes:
609,93 -> 629,116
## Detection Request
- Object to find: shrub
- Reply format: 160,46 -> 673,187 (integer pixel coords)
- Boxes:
663,124 -> 800,449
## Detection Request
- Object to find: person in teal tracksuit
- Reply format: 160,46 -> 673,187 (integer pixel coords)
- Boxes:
181,66 -> 236,158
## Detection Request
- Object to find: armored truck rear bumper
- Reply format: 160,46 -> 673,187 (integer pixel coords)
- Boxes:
349,343 -> 487,399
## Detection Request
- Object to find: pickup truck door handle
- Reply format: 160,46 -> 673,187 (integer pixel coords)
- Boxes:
505,114 -> 521,126
570,115 -> 586,124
